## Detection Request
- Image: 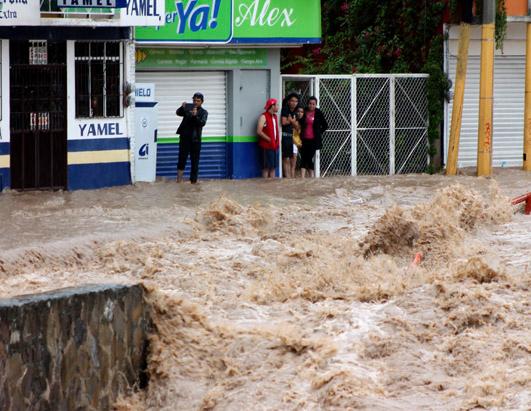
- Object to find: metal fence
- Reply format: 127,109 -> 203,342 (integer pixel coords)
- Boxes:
281,74 -> 429,177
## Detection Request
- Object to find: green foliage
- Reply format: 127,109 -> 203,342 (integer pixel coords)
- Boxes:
495,0 -> 507,50
422,36 -> 449,166
281,0 -> 449,172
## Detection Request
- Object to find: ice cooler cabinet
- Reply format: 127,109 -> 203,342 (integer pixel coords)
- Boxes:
134,83 -> 158,182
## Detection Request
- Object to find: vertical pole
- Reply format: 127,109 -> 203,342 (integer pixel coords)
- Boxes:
125,39 -> 136,183
389,76 -> 396,175
279,75 -> 284,179
447,23 -> 471,175
477,0 -> 495,177
351,76 -> 357,176
524,22 -> 531,171
315,76 -> 321,178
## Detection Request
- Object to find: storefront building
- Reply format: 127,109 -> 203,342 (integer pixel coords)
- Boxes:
135,0 -> 322,180
0,0 -> 162,191
445,2 -> 530,168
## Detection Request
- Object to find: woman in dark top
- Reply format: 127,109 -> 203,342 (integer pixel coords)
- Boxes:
300,96 -> 328,178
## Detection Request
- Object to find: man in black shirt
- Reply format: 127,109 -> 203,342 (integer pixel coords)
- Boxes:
281,93 -> 300,178
176,92 -> 208,184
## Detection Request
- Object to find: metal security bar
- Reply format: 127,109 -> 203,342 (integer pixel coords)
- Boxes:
281,74 -> 429,177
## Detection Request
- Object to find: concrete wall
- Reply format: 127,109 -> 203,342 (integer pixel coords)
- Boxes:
0,284 -> 150,411
447,22 -> 527,56
227,48 -> 282,178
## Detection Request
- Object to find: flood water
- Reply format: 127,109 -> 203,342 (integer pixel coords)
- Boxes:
0,169 -> 530,410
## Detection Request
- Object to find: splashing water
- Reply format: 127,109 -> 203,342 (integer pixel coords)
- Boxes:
0,170 -> 529,410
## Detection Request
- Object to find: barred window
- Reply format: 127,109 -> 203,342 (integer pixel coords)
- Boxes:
75,41 -> 123,118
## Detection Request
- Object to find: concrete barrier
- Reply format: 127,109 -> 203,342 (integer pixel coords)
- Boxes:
0,283 -> 150,410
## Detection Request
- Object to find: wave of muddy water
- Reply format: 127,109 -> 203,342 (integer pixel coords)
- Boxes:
0,169 -> 529,410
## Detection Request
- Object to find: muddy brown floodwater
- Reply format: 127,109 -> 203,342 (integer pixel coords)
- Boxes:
0,169 -> 530,411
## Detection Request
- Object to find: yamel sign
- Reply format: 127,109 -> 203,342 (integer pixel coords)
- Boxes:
135,0 -> 321,44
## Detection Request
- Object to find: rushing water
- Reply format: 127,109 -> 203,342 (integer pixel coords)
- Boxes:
1,169 -> 530,410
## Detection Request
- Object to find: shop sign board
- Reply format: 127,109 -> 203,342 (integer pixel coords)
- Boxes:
0,0 -> 40,26
135,0 -> 321,44
57,0 -> 127,7
136,47 -> 267,69
121,0 -> 165,26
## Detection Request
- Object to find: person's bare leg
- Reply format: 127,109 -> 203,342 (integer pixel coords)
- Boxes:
262,169 -> 269,178
176,170 -> 184,183
282,158 -> 291,178
290,156 -> 297,178
301,168 -> 307,178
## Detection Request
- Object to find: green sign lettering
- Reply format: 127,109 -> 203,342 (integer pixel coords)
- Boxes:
136,48 -> 268,69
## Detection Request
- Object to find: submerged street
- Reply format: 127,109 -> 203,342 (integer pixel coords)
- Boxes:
0,170 -> 529,410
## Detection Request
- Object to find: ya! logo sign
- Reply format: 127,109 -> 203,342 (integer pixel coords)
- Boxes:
169,0 -> 229,34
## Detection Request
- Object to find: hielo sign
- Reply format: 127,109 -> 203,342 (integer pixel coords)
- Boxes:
134,83 -> 158,182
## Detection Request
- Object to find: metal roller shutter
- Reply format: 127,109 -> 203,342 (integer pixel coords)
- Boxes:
136,71 -> 227,179
446,55 -> 524,168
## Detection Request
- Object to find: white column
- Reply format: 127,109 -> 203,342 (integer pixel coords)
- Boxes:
66,41 -> 75,143
1,40 -> 10,143
389,76 -> 396,175
125,39 -> 136,183
314,76 -> 321,178
351,76 -> 357,176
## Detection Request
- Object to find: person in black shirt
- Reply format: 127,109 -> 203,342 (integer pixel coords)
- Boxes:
281,93 -> 300,178
176,92 -> 208,184
300,96 -> 328,178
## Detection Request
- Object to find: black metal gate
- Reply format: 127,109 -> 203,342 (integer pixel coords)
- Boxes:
10,40 -> 67,190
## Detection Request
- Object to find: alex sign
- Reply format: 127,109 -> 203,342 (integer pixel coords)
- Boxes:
0,0 -> 40,25
135,0 -> 321,44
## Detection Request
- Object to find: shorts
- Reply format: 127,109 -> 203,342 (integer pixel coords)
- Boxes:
260,148 -> 278,170
293,144 -> 298,155
282,132 -> 294,158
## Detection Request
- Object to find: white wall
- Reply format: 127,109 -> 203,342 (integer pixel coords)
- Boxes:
448,22 -> 527,56
66,40 -> 129,142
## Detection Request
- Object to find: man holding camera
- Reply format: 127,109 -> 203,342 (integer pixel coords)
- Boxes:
176,92 -> 208,184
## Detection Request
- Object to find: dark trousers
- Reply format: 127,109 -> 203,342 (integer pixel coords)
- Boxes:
177,137 -> 201,183
301,139 -> 317,170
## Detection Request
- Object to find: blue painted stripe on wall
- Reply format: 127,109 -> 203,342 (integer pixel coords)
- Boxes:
0,168 -> 10,190
0,142 -> 10,155
68,138 -> 130,152
227,142 -> 264,179
156,142 -> 227,179
136,102 -> 157,108
68,162 -> 131,190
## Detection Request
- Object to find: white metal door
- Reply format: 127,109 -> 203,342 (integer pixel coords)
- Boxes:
135,71 -> 227,178
447,55 -> 525,167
